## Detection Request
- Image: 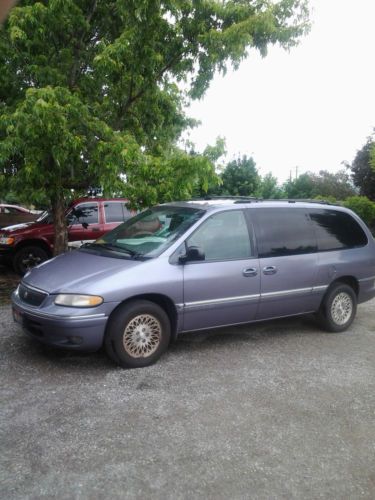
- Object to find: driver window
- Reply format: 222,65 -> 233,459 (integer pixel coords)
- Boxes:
67,203 -> 99,225
187,210 -> 253,261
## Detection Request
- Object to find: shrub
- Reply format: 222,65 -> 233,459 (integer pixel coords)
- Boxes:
343,196 -> 375,231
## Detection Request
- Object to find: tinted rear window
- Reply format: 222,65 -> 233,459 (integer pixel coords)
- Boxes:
309,210 -> 368,250
255,208 -> 317,258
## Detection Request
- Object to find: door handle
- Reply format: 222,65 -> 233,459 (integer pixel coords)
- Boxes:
243,267 -> 258,277
263,266 -> 277,275
92,227 -> 100,232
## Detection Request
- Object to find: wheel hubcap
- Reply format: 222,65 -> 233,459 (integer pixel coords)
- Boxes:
123,314 -> 161,358
22,253 -> 42,270
331,292 -> 353,325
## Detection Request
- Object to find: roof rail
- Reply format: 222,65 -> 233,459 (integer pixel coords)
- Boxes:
264,198 -> 334,205
193,196 -> 334,206
196,195 -> 261,203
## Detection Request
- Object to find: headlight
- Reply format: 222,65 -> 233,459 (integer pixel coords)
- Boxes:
0,236 -> 15,245
54,294 -> 103,307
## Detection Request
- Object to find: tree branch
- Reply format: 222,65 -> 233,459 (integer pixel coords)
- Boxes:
69,0 -> 98,89
123,50 -> 187,112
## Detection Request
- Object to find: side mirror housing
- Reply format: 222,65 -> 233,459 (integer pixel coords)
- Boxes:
179,245 -> 205,264
82,222 -> 89,229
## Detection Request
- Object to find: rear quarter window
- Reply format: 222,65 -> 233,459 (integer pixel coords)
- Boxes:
309,209 -> 368,251
104,202 -> 131,223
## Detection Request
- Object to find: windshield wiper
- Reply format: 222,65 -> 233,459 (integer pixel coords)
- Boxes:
81,242 -> 104,249
81,242 -> 140,258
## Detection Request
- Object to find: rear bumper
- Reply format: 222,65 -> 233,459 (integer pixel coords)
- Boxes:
12,292 -> 110,351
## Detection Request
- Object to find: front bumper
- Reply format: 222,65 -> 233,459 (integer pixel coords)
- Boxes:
12,291 -> 113,351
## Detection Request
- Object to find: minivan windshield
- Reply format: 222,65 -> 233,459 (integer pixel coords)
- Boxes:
81,206 -> 205,259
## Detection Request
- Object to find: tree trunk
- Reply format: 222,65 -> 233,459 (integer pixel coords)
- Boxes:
51,192 -> 68,256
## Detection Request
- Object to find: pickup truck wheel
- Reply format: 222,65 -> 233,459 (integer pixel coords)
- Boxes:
105,300 -> 171,368
13,246 -> 49,275
317,283 -> 357,332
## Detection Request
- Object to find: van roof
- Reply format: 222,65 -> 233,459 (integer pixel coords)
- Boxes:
162,197 -> 341,211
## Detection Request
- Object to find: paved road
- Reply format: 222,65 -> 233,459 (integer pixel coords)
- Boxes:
1,295 -> 375,499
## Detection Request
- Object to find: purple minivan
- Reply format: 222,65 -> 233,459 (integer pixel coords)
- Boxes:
11,199 -> 375,368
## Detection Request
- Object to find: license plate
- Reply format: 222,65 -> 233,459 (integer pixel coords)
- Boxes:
12,308 -> 23,325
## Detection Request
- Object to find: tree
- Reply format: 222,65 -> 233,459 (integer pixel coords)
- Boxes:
284,173 -> 314,198
348,138 -> 375,201
343,196 -> 375,232
310,170 -> 355,200
0,0 -> 310,254
283,170 -> 355,200
257,172 -> 285,199
219,156 -> 260,196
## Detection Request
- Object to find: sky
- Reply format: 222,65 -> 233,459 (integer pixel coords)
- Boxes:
183,0 -> 375,183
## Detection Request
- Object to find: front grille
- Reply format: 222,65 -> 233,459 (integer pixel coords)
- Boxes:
19,283 -> 48,307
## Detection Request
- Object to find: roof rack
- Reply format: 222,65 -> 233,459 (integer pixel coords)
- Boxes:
265,198 -> 334,205
193,196 -> 334,206
196,195 -> 261,203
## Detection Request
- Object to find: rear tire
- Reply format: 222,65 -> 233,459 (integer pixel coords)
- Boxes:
13,246 -> 49,275
105,300 -> 171,368
317,283 -> 357,332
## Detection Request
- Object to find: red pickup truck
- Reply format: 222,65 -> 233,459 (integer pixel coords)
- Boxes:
0,197 -> 133,274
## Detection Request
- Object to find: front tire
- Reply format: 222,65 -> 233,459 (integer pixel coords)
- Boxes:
317,283 -> 357,332
13,245 -> 49,275
105,300 -> 171,368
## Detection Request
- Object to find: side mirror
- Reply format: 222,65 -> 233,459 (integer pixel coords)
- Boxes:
82,222 -> 89,229
179,245 -> 205,264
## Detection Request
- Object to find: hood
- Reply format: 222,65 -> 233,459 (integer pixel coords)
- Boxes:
0,221 -> 49,235
0,221 -> 37,233
23,249 -> 142,294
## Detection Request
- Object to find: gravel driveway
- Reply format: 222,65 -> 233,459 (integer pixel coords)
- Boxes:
0,284 -> 374,499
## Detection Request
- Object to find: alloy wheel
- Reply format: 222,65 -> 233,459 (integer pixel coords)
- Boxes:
330,292 -> 353,326
123,314 -> 162,358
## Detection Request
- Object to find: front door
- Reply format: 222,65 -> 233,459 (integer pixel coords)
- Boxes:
67,202 -> 102,248
182,209 -> 260,331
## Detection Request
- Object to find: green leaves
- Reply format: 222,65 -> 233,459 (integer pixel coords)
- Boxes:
1,86 -> 131,199
284,170 -> 356,200
349,136 -> 375,201
124,147 -> 220,208
343,196 -> 375,230
219,156 -> 261,197
1,0 -> 310,253
371,144 -> 375,172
